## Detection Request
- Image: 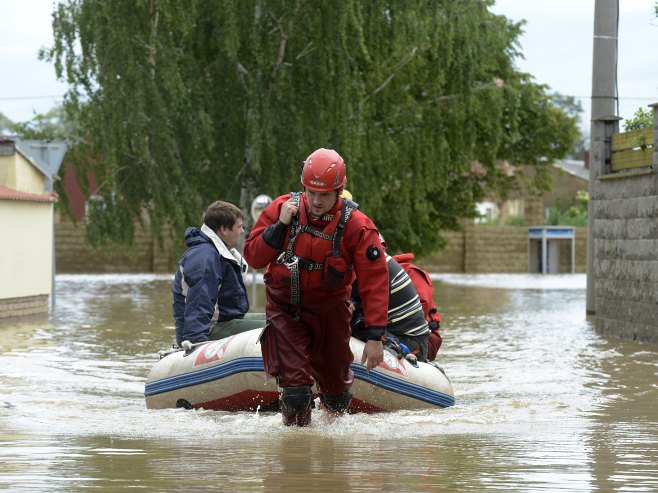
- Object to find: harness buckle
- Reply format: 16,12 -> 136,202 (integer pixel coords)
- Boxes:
284,255 -> 299,270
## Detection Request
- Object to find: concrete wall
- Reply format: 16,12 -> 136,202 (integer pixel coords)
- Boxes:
586,102 -> 658,346
592,172 -> 658,344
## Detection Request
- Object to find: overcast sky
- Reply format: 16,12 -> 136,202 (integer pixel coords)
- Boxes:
491,0 -> 658,130
1,0 -> 657,129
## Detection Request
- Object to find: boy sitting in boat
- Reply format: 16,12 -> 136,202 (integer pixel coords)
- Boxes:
172,201 -> 265,347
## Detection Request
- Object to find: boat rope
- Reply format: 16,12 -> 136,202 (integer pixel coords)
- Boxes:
158,340 -> 206,359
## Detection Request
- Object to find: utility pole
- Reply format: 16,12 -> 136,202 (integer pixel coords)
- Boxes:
587,0 -> 619,314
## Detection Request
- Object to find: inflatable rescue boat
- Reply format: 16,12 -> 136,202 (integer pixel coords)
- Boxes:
144,329 -> 454,412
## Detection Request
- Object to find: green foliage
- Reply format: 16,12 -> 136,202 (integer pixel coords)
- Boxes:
550,93 -> 583,118
623,107 -> 653,131
504,215 -> 525,227
0,112 -> 14,134
477,215 -> 524,227
1,105 -> 76,141
566,135 -> 588,161
544,190 -> 588,227
550,92 -> 587,160
43,0 -> 579,255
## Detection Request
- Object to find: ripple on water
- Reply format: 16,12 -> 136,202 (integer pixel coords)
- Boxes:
1,273 -> 657,493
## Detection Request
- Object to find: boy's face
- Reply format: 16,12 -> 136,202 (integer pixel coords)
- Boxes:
219,218 -> 244,249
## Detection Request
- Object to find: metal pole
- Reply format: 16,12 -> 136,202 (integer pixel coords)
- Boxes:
587,0 -> 619,313
248,194 -> 272,311
251,268 -> 257,309
51,209 -> 56,311
542,233 -> 547,274
527,237 -> 531,273
571,228 -> 576,274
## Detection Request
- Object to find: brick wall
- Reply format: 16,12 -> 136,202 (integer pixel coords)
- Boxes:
592,173 -> 658,344
420,226 -> 587,274
587,108 -> 658,346
55,222 -> 588,275
55,222 -> 180,273
0,295 -> 48,319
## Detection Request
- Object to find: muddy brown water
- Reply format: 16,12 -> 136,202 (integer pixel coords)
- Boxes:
1,273 -> 656,492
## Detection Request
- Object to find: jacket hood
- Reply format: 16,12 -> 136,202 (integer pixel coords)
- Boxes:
183,227 -> 204,246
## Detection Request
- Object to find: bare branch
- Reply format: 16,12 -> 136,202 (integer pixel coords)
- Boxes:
430,79 -> 506,105
363,47 -> 419,104
269,15 -> 289,82
296,41 -> 316,60
147,0 -> 159,80
236,62 -> 250,94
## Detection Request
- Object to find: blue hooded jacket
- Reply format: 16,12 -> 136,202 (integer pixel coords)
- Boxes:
172,225 -> 249,345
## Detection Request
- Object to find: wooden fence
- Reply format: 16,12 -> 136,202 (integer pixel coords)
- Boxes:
611,127 -> 654,172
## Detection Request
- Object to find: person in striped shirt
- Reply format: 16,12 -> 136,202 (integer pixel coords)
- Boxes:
350,251 -> 431,363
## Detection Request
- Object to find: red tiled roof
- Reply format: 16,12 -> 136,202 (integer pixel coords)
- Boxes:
0,185 -> 58,203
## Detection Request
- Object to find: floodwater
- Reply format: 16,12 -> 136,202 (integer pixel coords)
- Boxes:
1,273 -> 657,492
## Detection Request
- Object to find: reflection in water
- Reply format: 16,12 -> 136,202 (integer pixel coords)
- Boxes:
0,273 -> 657,492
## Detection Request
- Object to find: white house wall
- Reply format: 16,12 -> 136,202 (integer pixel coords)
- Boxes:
0,200 -> 54,300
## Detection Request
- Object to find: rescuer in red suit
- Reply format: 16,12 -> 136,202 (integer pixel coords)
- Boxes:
244,148 -> 389,426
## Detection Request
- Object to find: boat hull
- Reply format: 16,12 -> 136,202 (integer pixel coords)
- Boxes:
144,329 -> 454,412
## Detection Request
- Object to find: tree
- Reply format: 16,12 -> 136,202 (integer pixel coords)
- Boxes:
550,92 -> 587,160
43,0 -> 579,255
623,107 -> 653,131
545,190 -> 588,227
0,112 -> 14,135
1,105 -> 76,141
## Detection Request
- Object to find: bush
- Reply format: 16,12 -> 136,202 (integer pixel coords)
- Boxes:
545,190 -> 588,227
624,107 -> 653,131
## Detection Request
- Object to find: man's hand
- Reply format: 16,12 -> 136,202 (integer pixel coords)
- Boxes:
278,198 -> 299,225
361,340 -> 383,370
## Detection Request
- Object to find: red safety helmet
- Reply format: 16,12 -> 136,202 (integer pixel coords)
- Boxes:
301,148 -> 346,192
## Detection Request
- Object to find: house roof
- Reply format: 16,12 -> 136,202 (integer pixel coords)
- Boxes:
0,185 -> 58,203
15,139 -> 67,177
553,160 -> 588,181
0,137 -> 68,191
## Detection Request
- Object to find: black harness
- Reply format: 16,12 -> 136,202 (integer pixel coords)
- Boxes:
277,192 -> 358,312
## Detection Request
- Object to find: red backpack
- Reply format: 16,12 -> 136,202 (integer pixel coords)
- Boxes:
392,253 -> 443,360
